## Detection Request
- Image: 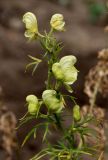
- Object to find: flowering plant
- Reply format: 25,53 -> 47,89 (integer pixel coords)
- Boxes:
19,12 -> 102,160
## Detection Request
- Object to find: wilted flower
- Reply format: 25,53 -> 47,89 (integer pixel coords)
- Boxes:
23,12 -> 38,40
73,105 -> 81,121
42,90 -> 64,113
52,55 -> 78,85
26,95 -> 39,115
50,13 -> 65,31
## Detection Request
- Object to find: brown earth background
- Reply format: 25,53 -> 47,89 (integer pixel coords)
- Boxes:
0,0 -> 108,159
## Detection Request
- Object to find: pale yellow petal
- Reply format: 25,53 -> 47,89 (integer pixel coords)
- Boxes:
52,63 -> 64,80
50,13 -> 65,31
22,12 -> 38,39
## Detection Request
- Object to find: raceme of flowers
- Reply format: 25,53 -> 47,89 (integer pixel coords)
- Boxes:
23,12 -> 78,115
20,11 -> 99,160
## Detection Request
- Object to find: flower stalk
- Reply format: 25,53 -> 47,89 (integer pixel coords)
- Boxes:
18,12 -> 102,160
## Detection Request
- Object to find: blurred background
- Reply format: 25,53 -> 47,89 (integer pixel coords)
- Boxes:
0,0 -> 108,159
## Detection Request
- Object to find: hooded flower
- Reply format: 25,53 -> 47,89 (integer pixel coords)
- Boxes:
23,12 -> 38,40
52,55 -> 78,85
50,14 -> 65,31
26,95 -> 39,115
42,90 -> 64,113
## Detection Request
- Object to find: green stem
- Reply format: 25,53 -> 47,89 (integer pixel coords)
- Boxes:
49,27 -> 54,36
38,32 -> 45,38
46,60 -> 52,89
46,69 -> 51,89
53,113 -> 63,130
55,80 -> 61,92
41,30 -> 64,133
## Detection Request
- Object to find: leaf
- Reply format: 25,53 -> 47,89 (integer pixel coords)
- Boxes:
73,150 -> 92,156
17,115 -> 36,129
42,123 -> 49,142
22,127 -> 36,147
22,122 -> 47,147
36,103 -> 41,118
34,128 -> 37,139
19,111 -> 28,121
40,38 -> 46,50
43,52 -> 48,58
31,153 -> 47,160
70,96 -> 77,105
55,46 -> 64,55
54,42 -> 64,55
30,149 -> 48,160
28,55 -> 42,62
32,63 -> 39,75
25,55 -> 42,75
26,62 -> 37,70
64,84 -> 73,93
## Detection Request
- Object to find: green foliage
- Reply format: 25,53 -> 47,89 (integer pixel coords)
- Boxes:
18,12 -> 100,160
25,55 -> 42,75
87,1 -> 106,23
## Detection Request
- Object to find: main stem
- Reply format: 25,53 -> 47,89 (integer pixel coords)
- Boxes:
46,63 -> 52,89
46,58 -> 63,130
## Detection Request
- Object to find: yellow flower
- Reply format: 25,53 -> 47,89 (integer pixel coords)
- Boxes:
50,14 -> 65,31
52,55 -> 78,85
23,12 -> 38,40
42,90 -> 64,113
26,95 -> 39,115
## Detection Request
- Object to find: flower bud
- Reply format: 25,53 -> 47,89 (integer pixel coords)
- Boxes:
26,95 -> 39,115
50,14 -> 65,31
73,105 -> 81,121
42,90 -> 64,113
23,12 -> 38,40
27,103 -> 37,116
